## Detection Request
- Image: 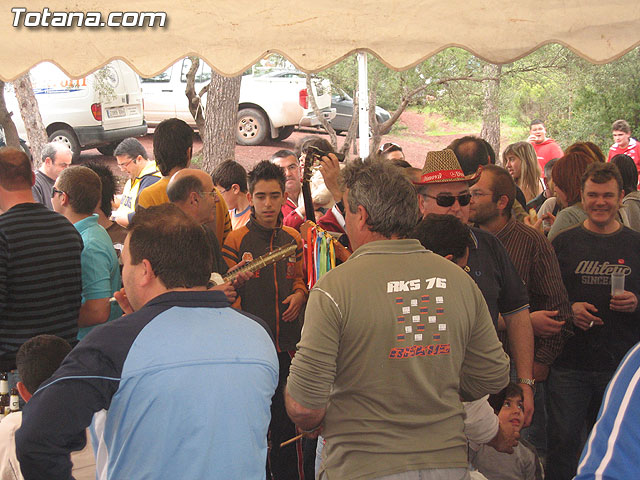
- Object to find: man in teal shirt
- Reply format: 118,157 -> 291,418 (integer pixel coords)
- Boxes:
53,166 -> 121,339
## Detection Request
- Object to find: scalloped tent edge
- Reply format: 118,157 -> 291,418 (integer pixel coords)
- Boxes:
1,0 -> 640,81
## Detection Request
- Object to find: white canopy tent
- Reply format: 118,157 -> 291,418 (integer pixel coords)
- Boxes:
2,0 -> 640,154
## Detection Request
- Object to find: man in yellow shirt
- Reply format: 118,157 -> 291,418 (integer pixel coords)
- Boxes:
136,118 -> 231,244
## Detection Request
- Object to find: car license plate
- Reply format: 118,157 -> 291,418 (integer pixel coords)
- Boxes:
107,107 -> 125,118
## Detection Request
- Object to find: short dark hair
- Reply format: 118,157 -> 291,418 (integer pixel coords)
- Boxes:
611,154 -> 638,195
390,159 -> 412,169
128,204 -> 212,289
483,165 -> 516,217
530,119 -> 544,128
447,136 -> 488,175
488,382 -> 523,415
16,335 -> 71,394
153,118 -> 193,176
212,160 -> 248,193
481,139 -> 496,165
114,137 -> 148,160
0,147 -> 33,190
167,174 -> 205,203
247,160 -> 286,194
340,158 -> 420,238
85,162 -> 117,217
581,162 -> 623,193
412,214 -> 471,263
271,150 -> 298,163
57,166 -> 101,215
296,136 -> 335,158
544,158 -> 559,180
612,119 -> 631,134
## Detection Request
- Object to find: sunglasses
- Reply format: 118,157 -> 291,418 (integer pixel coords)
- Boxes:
379,142 -> 402,153
422,192 -> 471,207
51,187 -> 66,198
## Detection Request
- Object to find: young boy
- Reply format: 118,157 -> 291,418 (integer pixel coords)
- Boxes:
212,160 -> 252,230
222,160 -> 307,480
470,383 -> 543,480
0,335 -> 95,480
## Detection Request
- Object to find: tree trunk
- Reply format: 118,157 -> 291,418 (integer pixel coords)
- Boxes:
13,73 -> 48,168
340,88 -> 359,158
0,81 -> 21,149
185,57 -> 206,134
201,72 -> 241,174
306,74 -> 337,149
480,63 -> 502,164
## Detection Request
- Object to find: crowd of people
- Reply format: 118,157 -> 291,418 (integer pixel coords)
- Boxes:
1,115 -> 639,480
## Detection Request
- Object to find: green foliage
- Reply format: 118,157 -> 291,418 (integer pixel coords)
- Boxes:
316,44 -> 640,153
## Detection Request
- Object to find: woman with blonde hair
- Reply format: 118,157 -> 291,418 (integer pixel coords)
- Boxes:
503,142 -> 542,203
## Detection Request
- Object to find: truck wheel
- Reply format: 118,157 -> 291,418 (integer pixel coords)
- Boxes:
49,129 -> 81,163
237,108 -> 268,146
276,125 -> 295,141
97,142 -> 118,156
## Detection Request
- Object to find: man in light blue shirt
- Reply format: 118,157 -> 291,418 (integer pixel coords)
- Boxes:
52,166 -> 121,339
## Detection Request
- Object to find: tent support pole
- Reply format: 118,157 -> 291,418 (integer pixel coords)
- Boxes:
357,51 -> 369,159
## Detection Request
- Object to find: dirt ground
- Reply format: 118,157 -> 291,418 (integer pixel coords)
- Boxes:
77,111 -> 478,193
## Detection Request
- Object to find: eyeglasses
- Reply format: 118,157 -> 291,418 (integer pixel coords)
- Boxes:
470,191 -> 492,199
117,158 -> 134,169
422,192 -> 471,207
51,187 -> 66,198
201,191 -> 220,202
379,142 -> 402,153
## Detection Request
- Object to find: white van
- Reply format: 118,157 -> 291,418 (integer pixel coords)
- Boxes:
4,60 -> 147,161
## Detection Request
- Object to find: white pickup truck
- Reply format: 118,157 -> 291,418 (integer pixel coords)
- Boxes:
141,58 -> 335,145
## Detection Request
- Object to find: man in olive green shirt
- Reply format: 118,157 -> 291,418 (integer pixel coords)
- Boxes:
285,159 -> 510,480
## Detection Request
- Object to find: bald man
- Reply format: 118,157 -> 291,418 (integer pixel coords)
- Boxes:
167,168 -> 249,303
32,142 -> 72,210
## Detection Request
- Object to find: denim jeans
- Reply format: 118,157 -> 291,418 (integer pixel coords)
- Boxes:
546,366 -> 613,480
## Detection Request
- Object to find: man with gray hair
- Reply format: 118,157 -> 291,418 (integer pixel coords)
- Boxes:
286,158 -> 509,480
32,142 -> 72,209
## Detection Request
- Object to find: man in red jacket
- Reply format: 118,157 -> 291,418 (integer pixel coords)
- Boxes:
527,119 -> 563,172
607,119 -> 639,174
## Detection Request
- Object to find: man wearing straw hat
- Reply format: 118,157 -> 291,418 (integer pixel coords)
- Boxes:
286,158 -> 510,480
414,149 -> 536,427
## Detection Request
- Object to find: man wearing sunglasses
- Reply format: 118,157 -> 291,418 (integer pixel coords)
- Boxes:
415,149 -> 535,427
378,142 -> 405,162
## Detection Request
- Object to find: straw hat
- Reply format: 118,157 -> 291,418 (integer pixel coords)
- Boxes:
414,149 -> 481,185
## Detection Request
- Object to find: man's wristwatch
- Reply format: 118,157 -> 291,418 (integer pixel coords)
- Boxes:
518,378 -> 536,392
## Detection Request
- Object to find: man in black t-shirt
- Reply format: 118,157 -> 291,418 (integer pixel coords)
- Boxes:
548,162 -> 640,480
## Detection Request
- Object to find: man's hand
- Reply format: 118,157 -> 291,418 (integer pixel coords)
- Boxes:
521,384 -> 534,427
533,362 -> 550,382
282,290 -> 306,322
610,291 -> 638,313
527,134 -> 538,144
114,287 -> 134,315
226,260 -> 254,289
530,310 -> 564,337
572,302 -> 603,330
210,283 -> 237,303
487,421 -> 520,454
318,153 -> 342,203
